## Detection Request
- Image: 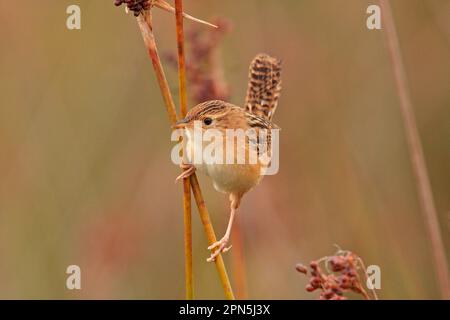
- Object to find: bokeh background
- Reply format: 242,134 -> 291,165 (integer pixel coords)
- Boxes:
0,0 -> 449,299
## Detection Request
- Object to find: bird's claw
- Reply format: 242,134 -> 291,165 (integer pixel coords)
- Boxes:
207,237 -> 231,262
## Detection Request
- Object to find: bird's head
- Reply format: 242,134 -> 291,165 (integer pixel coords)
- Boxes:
172,100 -> 243,131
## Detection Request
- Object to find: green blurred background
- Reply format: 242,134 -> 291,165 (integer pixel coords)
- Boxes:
0,0 -> 449,299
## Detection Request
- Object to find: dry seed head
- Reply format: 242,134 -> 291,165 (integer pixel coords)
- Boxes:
114,0 -> 150,16
296,250 -> 373,300
114,0 -> 217,27
295,263 -> 308,274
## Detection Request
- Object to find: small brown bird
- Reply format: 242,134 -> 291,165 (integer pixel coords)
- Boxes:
174,54 -> 282,262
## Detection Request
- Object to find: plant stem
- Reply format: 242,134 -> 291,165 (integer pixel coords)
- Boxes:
137,12 -> 178,125
190,174 -> 235,300
182,177 -> 193,299
379,0 -> 450,299
175,0 -> 188,118
136,10 -> 235,300
174,0 -> 193,300
356,257 -> 379,300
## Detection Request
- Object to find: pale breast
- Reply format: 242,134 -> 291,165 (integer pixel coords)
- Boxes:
184,128 -> 263,195
206,163 -> 262,195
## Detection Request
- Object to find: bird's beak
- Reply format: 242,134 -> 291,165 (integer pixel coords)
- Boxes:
172,118 -> 189,129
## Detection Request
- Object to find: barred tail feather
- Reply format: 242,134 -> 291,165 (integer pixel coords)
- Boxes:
244,53 -> 282,121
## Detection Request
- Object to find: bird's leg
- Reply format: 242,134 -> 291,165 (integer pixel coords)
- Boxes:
207,193 -> 241,262
175,162 -> 196,182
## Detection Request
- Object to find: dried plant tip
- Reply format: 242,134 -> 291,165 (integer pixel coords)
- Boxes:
309,277 -> 322,289
305,284 -> 316,292
114,0 -> 218,25
114,0 -> 150,16
295,263 -> 308,274
345,269 -> 357,278
338,275 -> 351,289
320,290 -> 336,300
329,256 -> 346,272
297,249 -> 375,300
330,295 -> 347,300
154,0 -> 218,28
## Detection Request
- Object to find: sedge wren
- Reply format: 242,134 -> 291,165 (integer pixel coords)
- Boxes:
173,54 -> 282,262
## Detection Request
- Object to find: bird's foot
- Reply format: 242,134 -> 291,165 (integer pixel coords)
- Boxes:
207,236 -> 232,262
175,163 -> 196,182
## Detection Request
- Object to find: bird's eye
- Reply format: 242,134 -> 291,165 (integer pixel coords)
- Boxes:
203,117 -> 213,126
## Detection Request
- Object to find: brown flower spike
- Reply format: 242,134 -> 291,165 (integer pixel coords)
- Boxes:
296,249 -> 378,300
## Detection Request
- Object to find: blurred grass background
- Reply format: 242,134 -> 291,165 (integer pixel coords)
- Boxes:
0,0 -> 449,299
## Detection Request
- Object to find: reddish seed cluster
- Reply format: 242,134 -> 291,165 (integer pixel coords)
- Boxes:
114,0 -> 151,17
296,251 -> 371,300
165,18 -> 233,103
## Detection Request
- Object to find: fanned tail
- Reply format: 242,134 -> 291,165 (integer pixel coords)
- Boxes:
244,53 -> 282,121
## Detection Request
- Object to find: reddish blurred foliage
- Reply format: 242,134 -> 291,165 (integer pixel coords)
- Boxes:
165,17 -> 233,104
296,249 -> 376,300
83,213 -> 144,268
78,211 -> 149,298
